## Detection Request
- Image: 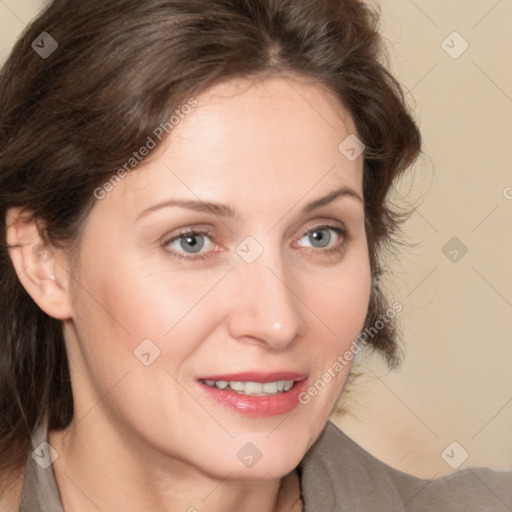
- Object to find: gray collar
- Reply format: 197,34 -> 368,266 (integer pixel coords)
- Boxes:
19,418 -> 64,512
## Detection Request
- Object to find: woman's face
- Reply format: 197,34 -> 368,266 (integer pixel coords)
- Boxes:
61,76 -> 371,480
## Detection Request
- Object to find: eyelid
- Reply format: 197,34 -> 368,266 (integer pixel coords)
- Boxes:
298,219 -> 348,238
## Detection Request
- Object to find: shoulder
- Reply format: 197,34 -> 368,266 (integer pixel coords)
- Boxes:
299,421 -> 512,512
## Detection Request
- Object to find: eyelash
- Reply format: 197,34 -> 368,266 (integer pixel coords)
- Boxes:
162,224 -> 350,262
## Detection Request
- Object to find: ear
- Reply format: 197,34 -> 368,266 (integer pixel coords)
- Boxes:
6,207 -> 73,320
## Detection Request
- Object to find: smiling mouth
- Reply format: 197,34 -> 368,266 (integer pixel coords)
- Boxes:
199,379 -> 295,396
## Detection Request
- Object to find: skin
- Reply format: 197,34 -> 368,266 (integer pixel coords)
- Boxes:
7,76 -> 371,511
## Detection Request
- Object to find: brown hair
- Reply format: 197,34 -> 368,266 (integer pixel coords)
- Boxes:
0,0 -> 420,478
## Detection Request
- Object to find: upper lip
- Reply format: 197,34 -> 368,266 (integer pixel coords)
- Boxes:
197,372 -> 308,383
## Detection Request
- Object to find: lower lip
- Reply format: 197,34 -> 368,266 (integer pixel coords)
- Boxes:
197,379 -> 308,417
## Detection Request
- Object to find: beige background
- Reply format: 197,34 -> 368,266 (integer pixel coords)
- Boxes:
1,0 -> 511,477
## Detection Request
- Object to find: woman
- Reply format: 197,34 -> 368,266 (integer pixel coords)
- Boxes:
0,0 -> 510,510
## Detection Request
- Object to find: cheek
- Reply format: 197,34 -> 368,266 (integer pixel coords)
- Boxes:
74,250 -> 228,368
302,245 -> 371,395
311,249 -> 371,342
295,255 -> 371,430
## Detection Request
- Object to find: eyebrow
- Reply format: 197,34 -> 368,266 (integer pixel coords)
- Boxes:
135,186 -> 363,221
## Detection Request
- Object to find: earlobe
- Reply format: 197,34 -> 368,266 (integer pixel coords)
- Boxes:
5,207 -> 73,320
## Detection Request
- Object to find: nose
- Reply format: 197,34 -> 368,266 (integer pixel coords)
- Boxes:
225,254 -> 307,350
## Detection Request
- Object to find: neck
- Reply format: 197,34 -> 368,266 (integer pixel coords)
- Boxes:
48,415 -> 302,512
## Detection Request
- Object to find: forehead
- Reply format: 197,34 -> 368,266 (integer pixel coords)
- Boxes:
165,76 -> 359,167
98,76 -> 364,223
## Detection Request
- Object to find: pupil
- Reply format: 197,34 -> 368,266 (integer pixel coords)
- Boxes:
181,234 -> 204,253
310,229 -> 330,248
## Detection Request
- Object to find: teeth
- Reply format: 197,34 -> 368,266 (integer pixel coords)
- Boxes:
262,382 -> 278,393
229,381 -> 245,392
283,380 -> 293,391
244,382 -> 263,394
202,379 -> 295,395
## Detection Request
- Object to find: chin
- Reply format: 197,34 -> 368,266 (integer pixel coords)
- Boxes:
229,436 -> 309,479
226,459 -> 301,482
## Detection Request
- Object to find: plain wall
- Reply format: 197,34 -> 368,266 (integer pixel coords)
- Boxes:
1,0 -> 510,477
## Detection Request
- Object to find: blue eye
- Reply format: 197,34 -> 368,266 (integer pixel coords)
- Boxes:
297,226 -> 345,249
164,230 -> 215,259
162,224 -> 348,262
